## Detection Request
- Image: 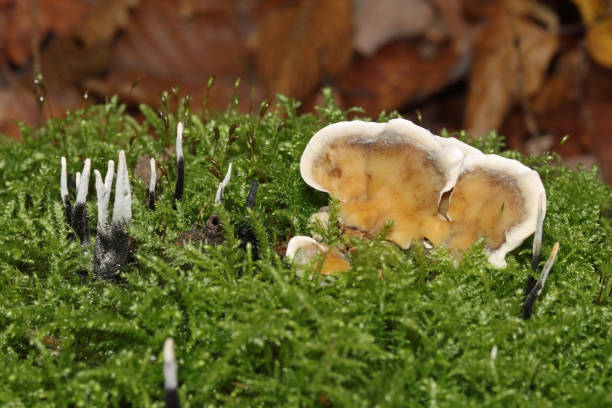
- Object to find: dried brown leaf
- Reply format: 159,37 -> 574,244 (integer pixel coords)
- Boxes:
353,0 -> 434,56
336,40 -> 461,115
585,18 -> 612,68
465,0 -> 559,136
110,0 -> 247,81
253,0 -> 353,101
73,0 -> 139,47
0,0 -> 91,66
572,0 -> 609,23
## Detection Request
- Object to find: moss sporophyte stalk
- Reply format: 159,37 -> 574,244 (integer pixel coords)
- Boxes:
0,93 -> 610,406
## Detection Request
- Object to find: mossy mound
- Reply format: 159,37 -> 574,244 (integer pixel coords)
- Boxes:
1,93 -> 611,407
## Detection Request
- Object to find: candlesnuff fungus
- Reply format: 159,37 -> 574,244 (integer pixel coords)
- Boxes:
286,236 -> 350,274
60,157 -> 72,228
163,338 -> 181,408
175,170 -> 260,259
93,150 -> 132,280
237,180 -> 260,260
520,201 -> 558,319
176,163 -> 231,247
149,158 -> 157,211
522,241 -> 560,319
214,162 -> 232,204
300,119 -> 546,267
173,122 -> 185,207
60,157 -> 91,244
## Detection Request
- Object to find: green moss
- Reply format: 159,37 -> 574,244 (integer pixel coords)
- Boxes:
0,93 -> 611,407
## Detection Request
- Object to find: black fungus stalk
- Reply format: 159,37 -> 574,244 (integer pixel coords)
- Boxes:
163,338 -> 181,408
522,242 -> 560,319
148,158 -> 157,211
237,180 -> 260,260
60,157 -> 73,230
173,123 -> 184,208
72,158 -> 91,245
72,203 -> 89,245
93,152 -> 132,280
245,180 -> 259,209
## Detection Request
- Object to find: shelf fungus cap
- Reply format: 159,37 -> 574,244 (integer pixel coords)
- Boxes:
300,119 -> 464,249
300,119 -> 547,267
443,153 -> 546,267
286,236 -> 350,274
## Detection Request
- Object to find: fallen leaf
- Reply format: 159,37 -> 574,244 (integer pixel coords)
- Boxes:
0,0 -> 91,66
571,0 -> 608,23
585,18 -> 612,68
110,0 -> 249,81
465,0 -> 559,136
252,0 -> 353,101
336,40 -> 462,115
73,0 -> 138,48
353,0 -> 434,56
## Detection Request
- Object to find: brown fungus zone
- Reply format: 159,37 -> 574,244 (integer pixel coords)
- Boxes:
443,168 -> 526,251
301,120 -> 544,267
311,133 -> 451,249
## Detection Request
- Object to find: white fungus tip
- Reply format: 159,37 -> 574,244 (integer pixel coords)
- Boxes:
163,338 -> 178,390
491,345 -> 498,360
176,122 -> 184,160
149,158 -> 156,192
60,157 -> 68,199
214,162 -> 232,204
536,242 -> 560,296
532,193 -> 545,268
105,160 -> 115,191
75,172 -> 81,190
112,150 -> 132,227
95,168 -> 111,227
75,159 -> 91,204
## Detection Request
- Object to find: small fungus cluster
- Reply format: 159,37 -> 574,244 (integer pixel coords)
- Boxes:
61,123 -> 260,281
288,119 -> 548,271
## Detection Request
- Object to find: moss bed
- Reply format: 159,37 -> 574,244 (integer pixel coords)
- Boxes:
1,93 -> 611,407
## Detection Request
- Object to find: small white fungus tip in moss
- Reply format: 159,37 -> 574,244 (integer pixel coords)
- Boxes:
111,151 -> 131,227
176,122 -> 184,160
149,158 -> 156,193
60,156 -> 68,199
215,162 -> 232,204
532,193 -> 545,271
94,160 -> 115,227
75,159 -> 91,204
163,338 -> 178,391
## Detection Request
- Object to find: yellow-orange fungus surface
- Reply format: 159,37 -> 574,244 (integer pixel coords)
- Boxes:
310,136 -> 528,256
445,169 -> 525,251
311,135 -> 449,248
318,249 -> 351,274
291,239 -> 350,274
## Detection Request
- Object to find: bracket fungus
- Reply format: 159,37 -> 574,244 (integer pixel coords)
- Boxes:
286,236 -> 350,274
300,119 -> 546,267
